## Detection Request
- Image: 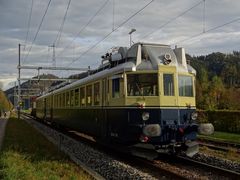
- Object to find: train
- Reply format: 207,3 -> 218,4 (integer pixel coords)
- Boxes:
32,42 -> 199,159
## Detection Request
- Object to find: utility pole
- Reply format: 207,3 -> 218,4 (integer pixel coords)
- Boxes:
14,82 -> 16,108
18,44 -> 21,120
49,43 -> 56,67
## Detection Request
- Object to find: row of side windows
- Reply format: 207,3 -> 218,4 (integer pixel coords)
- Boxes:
52,79 -> 119,108
38,74 -> 193,109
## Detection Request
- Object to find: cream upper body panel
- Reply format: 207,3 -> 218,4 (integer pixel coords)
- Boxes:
125,43 -> 196,108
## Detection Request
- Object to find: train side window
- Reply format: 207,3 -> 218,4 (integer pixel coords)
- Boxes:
75,88 -> 79,106
86,85 -> 92,106
55,95 -> 58,108
54,95 -> 56,107
94,82 -> 100,105
163,74 -> 174,96
70,90 -> 74,107
62,93 -> 65,107
66,91 -> 70,106
80,87 -> 85,106
56,95 -> 58,108
58,94 -> 61,108
112,78 -> 120,98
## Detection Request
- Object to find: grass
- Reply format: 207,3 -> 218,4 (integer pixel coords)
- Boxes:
0,116 -> 93,180
198,131 -> 240,163
198,131 -> 240,144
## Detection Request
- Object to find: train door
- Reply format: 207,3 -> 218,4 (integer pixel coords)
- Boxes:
159,67 -> 178,107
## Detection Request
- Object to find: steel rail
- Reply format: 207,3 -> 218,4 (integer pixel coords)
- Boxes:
176,155 -> 240,179
198,138 -> 240,149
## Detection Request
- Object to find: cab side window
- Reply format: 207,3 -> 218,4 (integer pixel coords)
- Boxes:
163,74 -> 174,96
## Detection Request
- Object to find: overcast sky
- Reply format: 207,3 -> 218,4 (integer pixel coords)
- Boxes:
0,0 -> 239,90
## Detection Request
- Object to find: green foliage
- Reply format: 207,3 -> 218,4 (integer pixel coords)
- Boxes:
198,131 -> 240,144
197,110 -> 240,134
0,90 -> 12,113
190,51 -> 240,110
0,117 -> 92,179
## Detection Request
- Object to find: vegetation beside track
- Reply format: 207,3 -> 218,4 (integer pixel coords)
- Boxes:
198,131 -> 240,144
198,131 -> 240,163
200,146 -> 240,163
0,116 -> 93,179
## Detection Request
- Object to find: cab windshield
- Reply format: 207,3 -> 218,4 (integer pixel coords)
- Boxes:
127,73 -> 158,96
178,75 -> 193,97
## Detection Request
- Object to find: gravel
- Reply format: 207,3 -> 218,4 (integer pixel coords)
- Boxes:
23,116 -> 240,179
23,117 -> 158,180
192,152 -> 240,173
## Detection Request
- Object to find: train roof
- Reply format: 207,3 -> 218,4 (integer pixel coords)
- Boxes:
37,42 -> 196,99
37,61 -> 136,99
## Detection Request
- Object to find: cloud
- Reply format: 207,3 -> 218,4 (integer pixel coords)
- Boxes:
0,0 -> 239,90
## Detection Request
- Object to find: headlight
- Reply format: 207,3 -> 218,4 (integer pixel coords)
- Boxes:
191,112 -> 198,121
198,123 -> 214,135
142,112 -> 150,121
143,124 -> 161,137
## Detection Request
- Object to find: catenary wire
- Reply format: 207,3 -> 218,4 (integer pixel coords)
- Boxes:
55,0 -> 110,59
23,0 -> 52,64
173,16 -> 240,45
54,0 -> 72,47
24,0 -> 34,50
67,0 -> 155,67
139,0 -> 204,41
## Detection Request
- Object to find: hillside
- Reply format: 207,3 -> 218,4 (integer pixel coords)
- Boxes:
188,51 -> 240,110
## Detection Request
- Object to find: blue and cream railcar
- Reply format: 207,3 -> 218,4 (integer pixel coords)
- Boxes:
35,42 -> 199,157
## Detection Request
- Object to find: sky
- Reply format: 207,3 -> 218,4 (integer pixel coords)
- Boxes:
0,0 -> 239,90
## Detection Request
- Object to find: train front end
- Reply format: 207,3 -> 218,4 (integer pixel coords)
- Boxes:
123,43 -> 199,158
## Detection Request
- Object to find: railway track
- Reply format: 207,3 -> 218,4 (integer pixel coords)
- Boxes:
20,113 -> 177,179
125,153 -> 240,179
20,112 -> 240,179
175,155 -> 240,179
198,138 -> 240,149
198,138 -> 240,153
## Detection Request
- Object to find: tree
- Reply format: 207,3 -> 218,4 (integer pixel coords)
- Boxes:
207,76 -> 225,110
195,68 -> 210,109
221,64 -> 237,87
0,81 -> 3,90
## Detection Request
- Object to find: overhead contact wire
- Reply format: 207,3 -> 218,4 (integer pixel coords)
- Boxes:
68,0 -> 155,66
54,0 -> 72,47
56,0 -> 111,58
24,0 -> 34,50
23,0 -> 52,64
140,0 -> 203,40
173,16 -> 240,45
